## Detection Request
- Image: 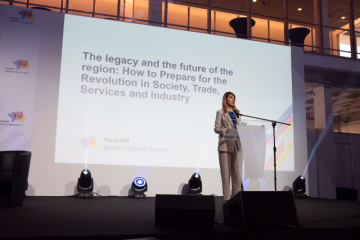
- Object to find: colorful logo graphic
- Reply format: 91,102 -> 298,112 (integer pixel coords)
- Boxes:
79,137 -> 100,149
8,111 -> 27,123
13,60 -> 31,71
18,10 -> 36,21
264,105 -> 294,171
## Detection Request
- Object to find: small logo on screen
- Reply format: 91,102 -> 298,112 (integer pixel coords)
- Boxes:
13,60 -> 31,71
80,137 -> 99,149
8,111 -> 27,123
18,10 -> 36,21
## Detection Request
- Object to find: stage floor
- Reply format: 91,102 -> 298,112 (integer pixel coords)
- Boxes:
1,196 -> 360,240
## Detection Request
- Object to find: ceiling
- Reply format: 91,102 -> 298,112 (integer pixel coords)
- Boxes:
305,66 -> 360,125
305,83 -> 360,125
305,66 -> 360,86
177,0 -> 360,29
342,24 -> 360,36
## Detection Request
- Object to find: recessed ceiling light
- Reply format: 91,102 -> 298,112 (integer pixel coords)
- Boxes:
298,8 -> 302,11
341,16 -> 345,19
253,0 -> 257,2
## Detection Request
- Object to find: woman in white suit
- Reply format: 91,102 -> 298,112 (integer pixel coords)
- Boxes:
214,92 -> 243,201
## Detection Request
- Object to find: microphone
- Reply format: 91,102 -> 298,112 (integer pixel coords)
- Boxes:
234,109 -> 240,118
232,109 -> 239,129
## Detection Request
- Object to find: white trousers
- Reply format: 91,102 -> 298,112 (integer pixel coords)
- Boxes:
218,150 -> 243,200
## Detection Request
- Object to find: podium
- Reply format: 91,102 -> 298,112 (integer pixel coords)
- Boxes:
222,118 -> 298,228
223,125 -> 271,191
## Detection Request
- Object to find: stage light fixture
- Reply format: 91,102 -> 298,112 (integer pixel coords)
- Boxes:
131,177 -> 147,199
76,169 -> 94,198
188,173 -> 202,195
298,8 -> 302,11
292,175 -> 307,198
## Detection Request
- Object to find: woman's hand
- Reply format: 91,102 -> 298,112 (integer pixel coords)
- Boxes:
226,128 -> 231,133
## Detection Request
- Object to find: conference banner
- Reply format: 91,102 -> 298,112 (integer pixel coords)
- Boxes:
0,6 -> 42,150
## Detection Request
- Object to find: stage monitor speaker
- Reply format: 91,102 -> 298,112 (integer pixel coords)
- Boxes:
155,194 -> 215,228
336,187 -> 358,201
223,191 -> 298,227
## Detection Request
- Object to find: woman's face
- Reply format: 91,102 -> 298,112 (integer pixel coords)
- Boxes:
226,94 -> 235,107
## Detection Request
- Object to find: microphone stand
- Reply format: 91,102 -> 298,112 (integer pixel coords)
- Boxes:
239,114 -> 291,191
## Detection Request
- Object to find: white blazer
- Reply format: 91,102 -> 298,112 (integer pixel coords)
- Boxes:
214,109 -> 242,152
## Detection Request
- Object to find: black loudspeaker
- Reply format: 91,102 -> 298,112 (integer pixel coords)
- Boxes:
155,194 -> 215,228
223,191 -> 298,227
336,187 -> 358,201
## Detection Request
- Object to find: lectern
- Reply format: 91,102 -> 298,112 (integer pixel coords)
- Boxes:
223,125 -> 271,191
222,126 -> 298,228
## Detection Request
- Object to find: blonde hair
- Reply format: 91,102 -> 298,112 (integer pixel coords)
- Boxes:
222,92 -> 240,114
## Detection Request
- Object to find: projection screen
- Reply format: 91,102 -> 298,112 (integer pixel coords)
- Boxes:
55,15 -> 293,170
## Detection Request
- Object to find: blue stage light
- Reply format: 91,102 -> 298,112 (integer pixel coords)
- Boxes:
134,177 -> 146,188
131,177 -> 147,199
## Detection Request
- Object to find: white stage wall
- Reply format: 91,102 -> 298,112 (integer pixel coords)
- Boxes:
0,5 -> 308,196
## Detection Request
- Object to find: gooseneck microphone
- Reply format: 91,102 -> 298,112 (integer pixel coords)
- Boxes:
234,109 -> 240,118
232,109 -> 239,129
